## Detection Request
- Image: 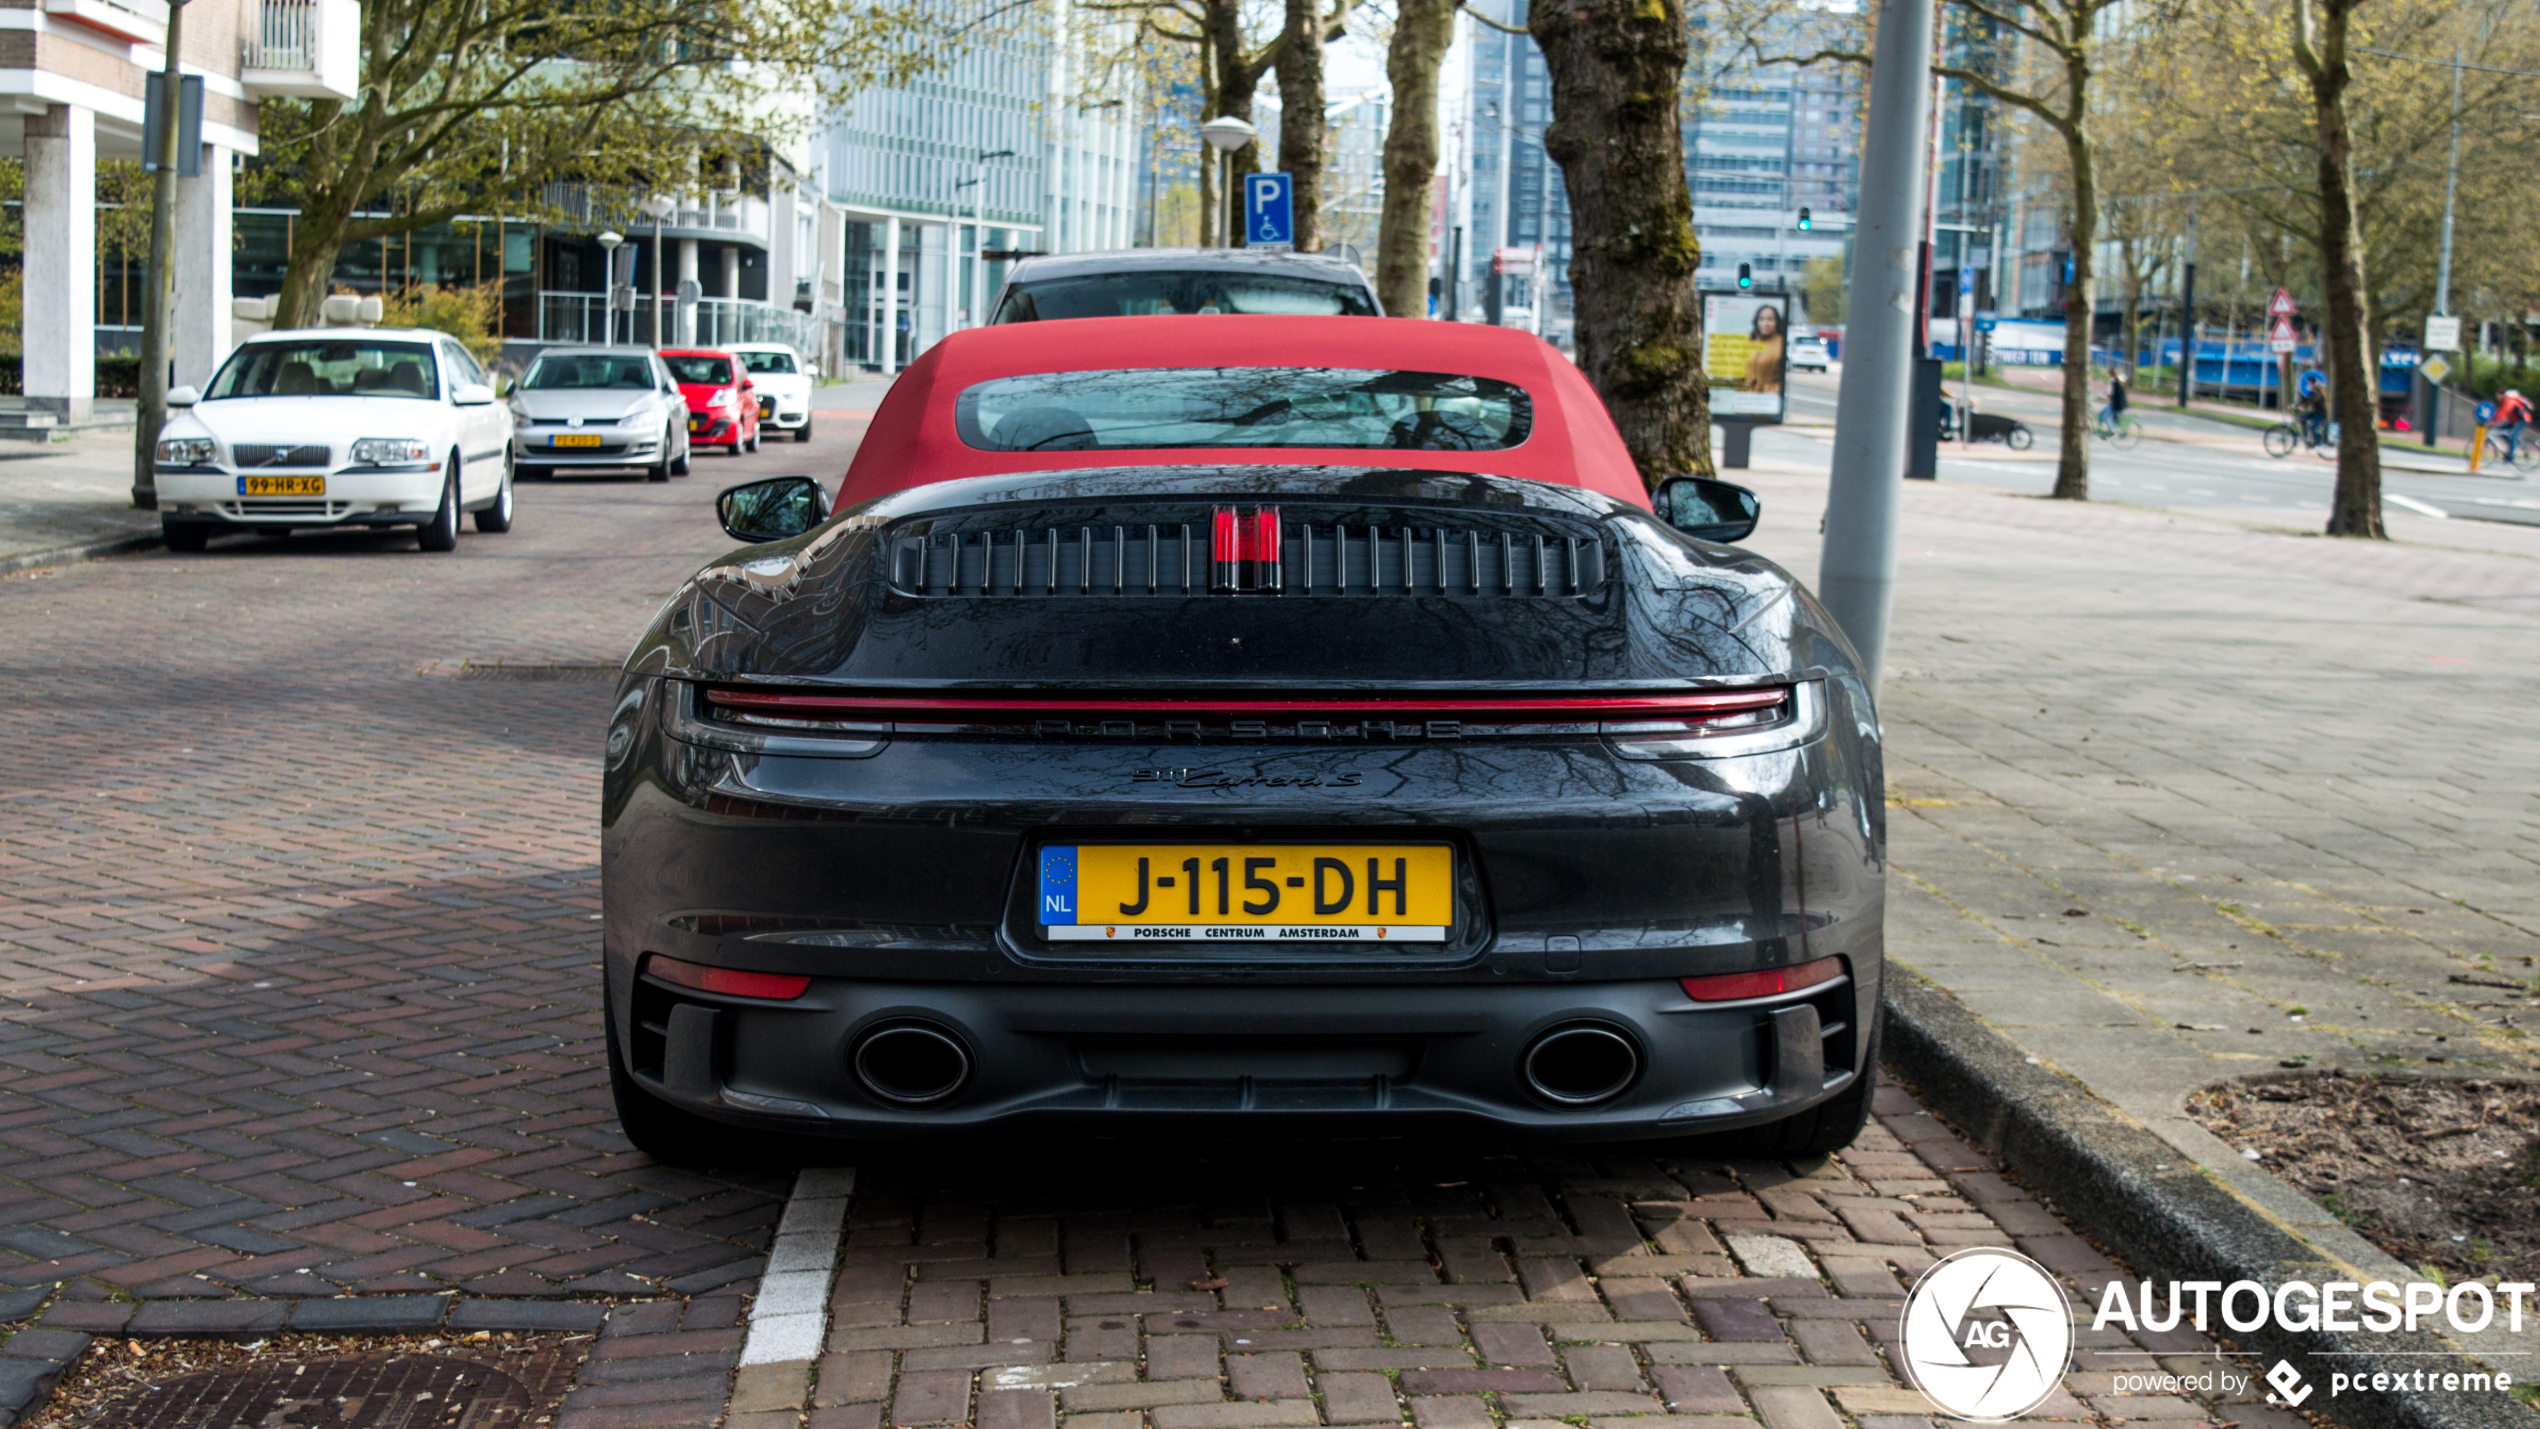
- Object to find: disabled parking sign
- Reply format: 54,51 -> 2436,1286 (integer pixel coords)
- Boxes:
1245,173 -> 1294,251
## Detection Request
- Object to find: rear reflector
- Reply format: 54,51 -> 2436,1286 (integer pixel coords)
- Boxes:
645,954 -> 811,1001
1678,956 -> 1845,1003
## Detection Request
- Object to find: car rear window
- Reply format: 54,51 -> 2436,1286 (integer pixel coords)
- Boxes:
665,356 -> 734,385
207,339 -> 440,400
993,273 -> 1379,321
955,368 -> 1533,452
738,350 -> 799,375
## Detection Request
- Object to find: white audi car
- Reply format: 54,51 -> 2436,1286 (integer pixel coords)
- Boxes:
153,329 -> 515,552
730,342 -> 815,442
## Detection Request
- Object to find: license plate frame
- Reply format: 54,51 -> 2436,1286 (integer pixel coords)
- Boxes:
550,433 -> 606,448
1037,842 -> 1454,943
238,475 -> 325,496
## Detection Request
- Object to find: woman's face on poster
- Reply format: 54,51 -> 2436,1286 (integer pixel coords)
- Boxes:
1753,306 -> 1782,339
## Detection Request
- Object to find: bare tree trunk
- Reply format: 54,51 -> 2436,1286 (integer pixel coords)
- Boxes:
2053,125 -> 2096,500
1532,0 -> 1710,485
1205,0 -> 1267,241
2298,0 -> 2382,537
1277,0 -> 1326,252
1376,0 -> 1454,316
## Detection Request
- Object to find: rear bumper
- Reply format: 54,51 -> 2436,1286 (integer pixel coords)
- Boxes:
610,963 -> 1874,1141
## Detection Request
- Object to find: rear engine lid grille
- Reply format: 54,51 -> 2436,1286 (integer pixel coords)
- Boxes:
888,504 -> 1606,598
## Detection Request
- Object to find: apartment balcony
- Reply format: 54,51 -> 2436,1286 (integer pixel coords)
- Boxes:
242,0 -> 359,100
541,185 -> 772,247
42,0 -> 165,46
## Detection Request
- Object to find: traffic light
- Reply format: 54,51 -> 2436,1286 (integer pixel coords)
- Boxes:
1736,263 -> 1753,290
1797,206 -> 1812,231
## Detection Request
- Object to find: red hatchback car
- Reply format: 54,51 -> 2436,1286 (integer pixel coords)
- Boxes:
661,348 -> 761,454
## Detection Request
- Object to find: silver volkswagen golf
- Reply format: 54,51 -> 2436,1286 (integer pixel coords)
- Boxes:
509,348 -> 693,482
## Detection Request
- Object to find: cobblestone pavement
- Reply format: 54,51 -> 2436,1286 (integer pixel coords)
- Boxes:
0,400 -> 887,1423
725,1097 -> 2270,1429
1740,454 -> 2540,1365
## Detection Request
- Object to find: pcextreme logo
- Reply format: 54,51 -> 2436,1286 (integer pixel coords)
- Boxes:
1899,1247 -> 2076,1421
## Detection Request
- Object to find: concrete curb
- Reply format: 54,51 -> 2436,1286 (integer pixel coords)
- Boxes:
0,530 -> 159,577
1880,965 -> 2539,1429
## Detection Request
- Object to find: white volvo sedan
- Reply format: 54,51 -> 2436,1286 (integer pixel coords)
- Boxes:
153,329 -> 516,552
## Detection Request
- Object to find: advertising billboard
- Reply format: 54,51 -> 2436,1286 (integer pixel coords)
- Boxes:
1702,292 -> 1789,422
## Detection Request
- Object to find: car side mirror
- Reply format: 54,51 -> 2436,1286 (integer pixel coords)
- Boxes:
718,476 -> 829,544
167,385 -> 200,408
452,382 -> 496,407
1653,476 -> 1761,543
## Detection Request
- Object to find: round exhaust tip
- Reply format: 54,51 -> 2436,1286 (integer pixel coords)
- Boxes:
1522,1025 -> 1641,1105
852,1023 -> 972,1106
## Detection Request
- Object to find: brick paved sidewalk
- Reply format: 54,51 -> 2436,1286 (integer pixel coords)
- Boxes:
717,1094 -> 2260,1429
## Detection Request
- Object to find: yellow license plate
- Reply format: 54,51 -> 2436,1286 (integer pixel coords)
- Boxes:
1039,843 -> 1453,943
239,475 -> 324,495
550,434 -> 605,448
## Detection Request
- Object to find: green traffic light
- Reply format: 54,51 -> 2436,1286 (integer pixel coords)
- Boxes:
1737,263 -> 1752,289
1797,207 -> 1813,231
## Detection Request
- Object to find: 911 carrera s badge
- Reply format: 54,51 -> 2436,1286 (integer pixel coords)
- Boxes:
1038,843 -> 1448,942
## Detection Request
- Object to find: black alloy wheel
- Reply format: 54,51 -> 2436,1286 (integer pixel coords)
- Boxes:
417,462 -> 461,552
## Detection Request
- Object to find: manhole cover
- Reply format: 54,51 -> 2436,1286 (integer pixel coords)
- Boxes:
78,1351 -> 562,1428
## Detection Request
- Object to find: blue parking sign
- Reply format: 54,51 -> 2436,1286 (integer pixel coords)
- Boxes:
1246,173 -> 1295,249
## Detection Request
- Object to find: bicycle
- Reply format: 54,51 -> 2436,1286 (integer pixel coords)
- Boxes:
2093,411 -> 2141,450
2490,426 -> 2540,474
2262,419 -> 2339,460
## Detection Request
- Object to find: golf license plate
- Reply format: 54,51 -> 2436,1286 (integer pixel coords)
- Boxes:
550,434 -> 605,448
238,475 -> 324,495
1038,843 -> 1452,943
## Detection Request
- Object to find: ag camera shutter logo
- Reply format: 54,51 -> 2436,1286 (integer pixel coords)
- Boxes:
1900,1247 -> 2075,1420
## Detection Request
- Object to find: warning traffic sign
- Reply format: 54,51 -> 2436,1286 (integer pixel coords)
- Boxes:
2269,316 -> 2298,354
2267,288 -> 2298,318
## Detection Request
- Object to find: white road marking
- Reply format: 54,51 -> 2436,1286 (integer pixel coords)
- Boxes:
2385,494 -> 2450,519
740,1166 -> 856,1366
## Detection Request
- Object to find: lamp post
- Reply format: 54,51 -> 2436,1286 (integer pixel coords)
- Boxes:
973,148 -> 1015,327
638,199 -> 673,349
595,230 -> 624,346
1199,116 -> 1257,249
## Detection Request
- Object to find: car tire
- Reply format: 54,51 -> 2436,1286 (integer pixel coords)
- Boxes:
647,454 -> 671,482
162,520 -> 209,553
417,463 -> 461,552
1720,1012 -> 1881,1161
603,993 -> 725,1166
746,426 -> 761,454
474,459 -> 515,533
795,421 -> 813,444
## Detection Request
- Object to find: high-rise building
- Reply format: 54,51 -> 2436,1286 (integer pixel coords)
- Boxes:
1452,2 -> 1862,339
819,0 -> 1140,371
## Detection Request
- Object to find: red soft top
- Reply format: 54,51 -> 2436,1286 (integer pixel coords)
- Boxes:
836,316 -> 1649,510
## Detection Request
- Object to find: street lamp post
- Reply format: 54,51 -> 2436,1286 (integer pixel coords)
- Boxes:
973,148 -> 1015,328
596,230 -> 624,346
1199,116 -> 1257,249
639,199 -> 673,349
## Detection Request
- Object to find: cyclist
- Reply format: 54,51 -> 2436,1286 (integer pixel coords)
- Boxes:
2494,388 -> 2534,463
2295,378 -> 2329,448
2098,369 -> 2130,434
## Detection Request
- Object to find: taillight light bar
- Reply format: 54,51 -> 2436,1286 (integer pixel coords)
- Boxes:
1679,956 -> 1845,1003
645,953 -> 811,1001
705,687 -> 1789,720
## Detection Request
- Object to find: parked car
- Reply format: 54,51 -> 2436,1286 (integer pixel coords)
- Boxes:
1788,334 -> 1831,372
988,249 -> 1384,322
600,315 -> 1886,1165
508,347 -> 691,482
152,329 -> 514,553
730,342 -> 815,443
660,348 -> 760,455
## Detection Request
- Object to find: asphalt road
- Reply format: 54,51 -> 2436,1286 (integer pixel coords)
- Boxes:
1777,368 -> 2540,528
